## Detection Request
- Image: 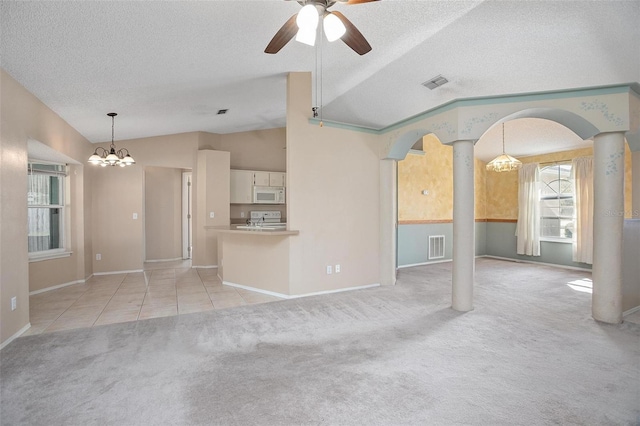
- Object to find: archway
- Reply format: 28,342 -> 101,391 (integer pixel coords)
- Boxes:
381,97 -> 634,323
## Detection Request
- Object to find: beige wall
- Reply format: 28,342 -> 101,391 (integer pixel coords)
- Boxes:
200,128 -> 287,223
145,167 -> 183,261
1,69 -> 93,345
201,128 -> 286,172
193,150 -> 230,267
90,129 -> 285,272
286,72 -> 381,295
91,132 -> 199,273
220,234 -> 290,295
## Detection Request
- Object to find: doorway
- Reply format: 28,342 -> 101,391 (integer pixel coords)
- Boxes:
182,171 -> 192,260
144,167 -> 192,262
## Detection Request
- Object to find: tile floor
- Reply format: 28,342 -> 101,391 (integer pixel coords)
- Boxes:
25,260 -> 282,336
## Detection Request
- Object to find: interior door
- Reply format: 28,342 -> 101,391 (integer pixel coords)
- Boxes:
182,171 -> 192,259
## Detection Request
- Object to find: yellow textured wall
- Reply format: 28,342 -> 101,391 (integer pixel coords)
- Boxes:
398,134 -> 452,222
398,134 -> 487,222
399,141 -> 633,222
624,142 -> 633,217
475,157 -> 487,220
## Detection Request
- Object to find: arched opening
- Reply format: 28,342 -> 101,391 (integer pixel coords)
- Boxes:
396,132 -> 456,269
475,116 -> 595,269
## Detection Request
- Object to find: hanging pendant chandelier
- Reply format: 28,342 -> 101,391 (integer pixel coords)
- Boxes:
486,122 -> 522,172
88,113 -> 135,167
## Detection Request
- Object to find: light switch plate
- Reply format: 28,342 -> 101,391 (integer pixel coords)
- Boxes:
326,265 -> 332,274
210,212 -> 215,219
133,213 -> 138,219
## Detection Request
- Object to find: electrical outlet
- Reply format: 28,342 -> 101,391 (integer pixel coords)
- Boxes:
210,212 -> 215,219
240,212 -> 245,218
335,264 -> 341,273
96,253 -> 102,261
11,297 -> 17,311
326,265 -> 332,275
133,213 -> 138,219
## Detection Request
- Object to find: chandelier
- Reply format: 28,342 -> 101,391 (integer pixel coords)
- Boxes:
486,122 -> 522,172
88,113 -> 135,167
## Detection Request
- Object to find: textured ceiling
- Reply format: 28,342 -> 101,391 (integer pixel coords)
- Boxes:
1,0 -> 639,159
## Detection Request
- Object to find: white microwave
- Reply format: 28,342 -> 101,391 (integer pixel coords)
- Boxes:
253,186 -> 285,204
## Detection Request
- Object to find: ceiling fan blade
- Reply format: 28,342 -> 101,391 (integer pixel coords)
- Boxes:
341,0 -> 380,4
265,14 -> 298,54
331,11 -> 372,55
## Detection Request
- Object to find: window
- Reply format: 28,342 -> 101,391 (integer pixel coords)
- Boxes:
28,162 -> 67,257
539,163 -> 574,240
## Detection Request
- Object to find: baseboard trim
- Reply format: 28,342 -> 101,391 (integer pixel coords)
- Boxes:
398,259 -> 452,269
289,283 -> 381,299
30,279 -> 86,295
144,257 -> 183,263
93,269 -> 144,276
223,281 -> 289,299
481,255 -> 592,272
222,281 -> 381,300
192,265 -> 218,269
623,305 -> 640,316
0,323 -> 31,351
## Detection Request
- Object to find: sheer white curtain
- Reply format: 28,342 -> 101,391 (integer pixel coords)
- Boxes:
516,163 -> 541,256
28,174 -> 51,252
572,157 -> 594,264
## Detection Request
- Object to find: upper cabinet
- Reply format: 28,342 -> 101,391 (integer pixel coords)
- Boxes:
230,170 -> 253,204
253,171 -> 270,186
269,172 -> 285,187
231,169 -> 286,204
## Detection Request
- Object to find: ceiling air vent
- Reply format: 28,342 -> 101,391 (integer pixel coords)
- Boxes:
422,75 -> 449,90
217,109 -> 229,115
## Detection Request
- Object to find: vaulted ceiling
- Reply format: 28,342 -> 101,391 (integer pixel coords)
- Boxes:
1,0 -> 638,160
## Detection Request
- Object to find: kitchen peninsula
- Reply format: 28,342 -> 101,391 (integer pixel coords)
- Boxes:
207,225 -> 299,297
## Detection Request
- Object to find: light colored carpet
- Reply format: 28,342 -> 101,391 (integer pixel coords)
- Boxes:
1,258 -> 639,425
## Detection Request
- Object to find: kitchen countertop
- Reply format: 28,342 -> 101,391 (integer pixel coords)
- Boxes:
205,225 -> 299,236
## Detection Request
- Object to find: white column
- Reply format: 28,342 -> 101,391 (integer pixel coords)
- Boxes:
592,132 -> 625,324
379,159 -> 397,286
452,140 -> 475,311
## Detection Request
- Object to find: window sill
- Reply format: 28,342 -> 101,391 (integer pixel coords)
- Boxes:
29,251 -> 73,263
540,238 -> 572,245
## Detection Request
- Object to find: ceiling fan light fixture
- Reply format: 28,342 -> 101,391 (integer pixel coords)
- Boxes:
323,12 -> 346,42
296,4 -> 319,30
295,27 -> 317,46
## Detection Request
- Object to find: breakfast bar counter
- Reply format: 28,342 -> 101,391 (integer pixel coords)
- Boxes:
206,225 -> 299,236
206,225 -> 299,296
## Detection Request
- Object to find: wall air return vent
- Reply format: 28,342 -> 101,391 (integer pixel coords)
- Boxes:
428,235 -> 445,260
422,75 -> 449,90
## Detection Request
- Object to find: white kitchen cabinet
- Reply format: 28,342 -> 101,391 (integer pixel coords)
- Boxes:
230,170 -> 253,204
253,171 -> 270,186
269,172 -> 286,187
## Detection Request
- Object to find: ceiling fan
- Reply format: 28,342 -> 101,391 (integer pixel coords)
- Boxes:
265,0 -> 379,56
